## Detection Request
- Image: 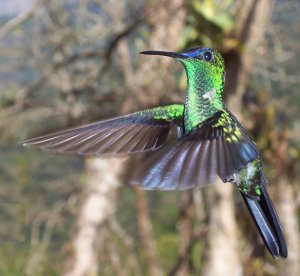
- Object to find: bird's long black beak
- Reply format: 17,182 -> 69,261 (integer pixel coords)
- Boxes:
140,50 -> 187,59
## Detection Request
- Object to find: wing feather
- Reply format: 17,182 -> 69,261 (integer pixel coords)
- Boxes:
131,111 -> 259,189
22,104 -> 184,156
178,143 -> 198,189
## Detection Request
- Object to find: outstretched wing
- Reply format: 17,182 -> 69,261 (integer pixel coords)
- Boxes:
22,104 -> 184,156
131,111 -> 258,190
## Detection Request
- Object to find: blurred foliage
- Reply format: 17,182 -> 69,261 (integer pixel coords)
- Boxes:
181,0 -> 237,50
245,1 -> 300,176
0,148 -> 83,274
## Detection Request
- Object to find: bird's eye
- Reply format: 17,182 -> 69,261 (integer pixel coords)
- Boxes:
203,51 -> 212,61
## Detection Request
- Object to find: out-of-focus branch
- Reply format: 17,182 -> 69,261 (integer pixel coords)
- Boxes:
14,14 -> 143,105
169,191 -> 194,276
135,188 -> 162,276
60,13 -> 143,68
26,202 -> 65,276
109,217 -> 142,276
169,190 -> 208,276
168,227 -> 207,276
107,240 -> 125,276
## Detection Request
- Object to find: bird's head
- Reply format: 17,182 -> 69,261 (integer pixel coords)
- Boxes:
140,47 -> 226,93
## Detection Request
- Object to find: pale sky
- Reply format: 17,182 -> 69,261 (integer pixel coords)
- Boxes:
0,0 -> 36,15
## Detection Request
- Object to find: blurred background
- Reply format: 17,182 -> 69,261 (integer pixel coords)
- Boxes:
0,0 -> 299,275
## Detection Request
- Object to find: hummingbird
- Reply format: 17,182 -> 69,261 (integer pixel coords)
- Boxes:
22,47 -> 287,258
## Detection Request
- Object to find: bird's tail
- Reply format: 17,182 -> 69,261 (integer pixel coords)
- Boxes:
241,173 -> 288,258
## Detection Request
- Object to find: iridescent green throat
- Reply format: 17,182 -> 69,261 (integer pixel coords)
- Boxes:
182,60 -> 225,132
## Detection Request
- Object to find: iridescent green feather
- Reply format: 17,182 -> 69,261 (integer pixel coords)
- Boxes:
140,104 -> 184,121
181,49 -> 225,132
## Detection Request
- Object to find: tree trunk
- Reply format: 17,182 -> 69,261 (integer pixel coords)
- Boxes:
135,188 -> 162,276
173,191 -> 194,276
64,1 -> 186,275
204,0 -> 271,275
64,158 -> 125,276
203,182 -> 242,276
277,178 -> 300,275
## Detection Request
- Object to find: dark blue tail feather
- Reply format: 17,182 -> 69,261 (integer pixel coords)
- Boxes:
241,174 -> 287,258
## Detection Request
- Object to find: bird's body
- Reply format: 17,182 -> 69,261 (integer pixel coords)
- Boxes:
22,47 -> 287,258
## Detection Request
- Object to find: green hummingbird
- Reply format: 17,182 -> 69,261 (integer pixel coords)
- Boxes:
22,47 -> 287,258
